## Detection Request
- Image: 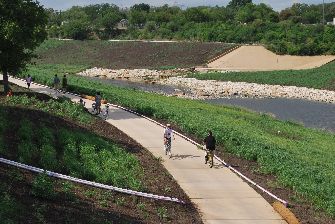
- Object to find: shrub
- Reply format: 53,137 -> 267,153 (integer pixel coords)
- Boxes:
0,192 -> 18,223
157,207 -> 168,221
60,181 -> 76,201
31,173 -> 57,200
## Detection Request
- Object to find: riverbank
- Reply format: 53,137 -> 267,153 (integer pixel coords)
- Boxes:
77,68 -> 335,104
163,77 -> 335,103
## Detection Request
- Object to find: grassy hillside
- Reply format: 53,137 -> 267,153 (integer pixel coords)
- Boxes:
34,39 -> 235,69
0,82 -> 202,223
188,61 -> 335,90
18,64 -> 335,220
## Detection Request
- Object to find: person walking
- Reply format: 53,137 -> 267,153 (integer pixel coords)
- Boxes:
53,74 -> 60,91
26,75 -> 32,89
103,104 -> 110,120
94,92 -> 102,115
6,88 -> 13,97
204,130 -> 216,168
164,124 -> 175,158
62,74 -> 68,92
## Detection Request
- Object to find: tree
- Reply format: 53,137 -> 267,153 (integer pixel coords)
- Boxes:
62,19 -> 91,40
228,0 -> 252,8
0,0 -> 47,93
131,3 -> 150,13
235,3 -> 256,23
184,7 -> 211,23
98,5 -> 124,38
61,7 -> 91,40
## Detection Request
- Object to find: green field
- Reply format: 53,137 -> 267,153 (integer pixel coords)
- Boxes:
188,61 -> 335,90
18,63 -> 335,216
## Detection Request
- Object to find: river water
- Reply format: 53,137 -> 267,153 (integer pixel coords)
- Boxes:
206,98 -> 335,132
88,77 -> 335,133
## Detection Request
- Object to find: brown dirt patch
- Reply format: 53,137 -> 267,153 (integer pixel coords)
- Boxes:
36,40 -> 235,69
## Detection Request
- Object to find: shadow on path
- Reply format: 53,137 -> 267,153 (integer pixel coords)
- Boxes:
171,154 -> 201,160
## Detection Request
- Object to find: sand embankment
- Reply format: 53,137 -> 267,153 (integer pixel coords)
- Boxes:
207,46 -> 335,71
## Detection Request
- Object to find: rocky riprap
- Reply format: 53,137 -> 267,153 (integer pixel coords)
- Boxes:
77,67 -> 188,82
77,68 -> 335,104
163,77 -> 335,104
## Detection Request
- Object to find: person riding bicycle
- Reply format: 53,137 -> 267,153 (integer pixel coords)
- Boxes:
204,130 -> 216,168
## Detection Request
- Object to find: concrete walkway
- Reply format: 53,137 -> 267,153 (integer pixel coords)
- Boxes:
3,75 -> 286,224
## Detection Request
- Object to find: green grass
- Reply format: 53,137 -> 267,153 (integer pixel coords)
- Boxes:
0,112 -> 6,155
187,61 -> 335,90
19,63 -> 335,216
0,188 -> 18,223
5,95 -> 91,124
26,64 -> 89,86
35,39 -> 66,54
0,94 -> 143,191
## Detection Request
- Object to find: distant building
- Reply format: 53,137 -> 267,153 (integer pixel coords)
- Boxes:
116,19 -> 129,30
326,18 -> 335,25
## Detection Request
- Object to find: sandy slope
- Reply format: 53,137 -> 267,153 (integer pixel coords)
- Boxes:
207,46 -> 335,71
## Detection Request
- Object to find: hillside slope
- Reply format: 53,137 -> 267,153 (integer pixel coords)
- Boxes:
0,82 -> 202,223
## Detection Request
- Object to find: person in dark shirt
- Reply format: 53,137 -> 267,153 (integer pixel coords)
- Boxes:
204,130 -> 216,168
53,74 -> 60,91
62,74 -> 68,92
95,92 -> 102,115
26,74 -> 32,89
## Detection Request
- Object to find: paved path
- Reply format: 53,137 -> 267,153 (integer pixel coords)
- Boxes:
3,75 -> 286,224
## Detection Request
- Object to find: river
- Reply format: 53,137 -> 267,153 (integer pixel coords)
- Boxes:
88,77 -> 335,133
206,98 -> 335,132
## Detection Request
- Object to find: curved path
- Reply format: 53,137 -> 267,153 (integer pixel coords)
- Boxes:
3,75 -> 285,224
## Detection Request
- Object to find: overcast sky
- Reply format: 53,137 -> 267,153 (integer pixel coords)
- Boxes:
38,0 -> 333,11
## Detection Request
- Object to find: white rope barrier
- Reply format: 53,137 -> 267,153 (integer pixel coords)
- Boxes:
7,75 -> 288,206
0,157 -> 185,204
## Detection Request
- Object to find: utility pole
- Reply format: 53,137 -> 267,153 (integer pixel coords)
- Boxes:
323,0 -> 325,25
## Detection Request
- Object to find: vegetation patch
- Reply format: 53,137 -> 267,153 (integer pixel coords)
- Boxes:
5,95 -> 91,124
0,104 -> 143,190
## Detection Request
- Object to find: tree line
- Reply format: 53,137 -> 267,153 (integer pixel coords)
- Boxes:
45,0 -> 335,55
